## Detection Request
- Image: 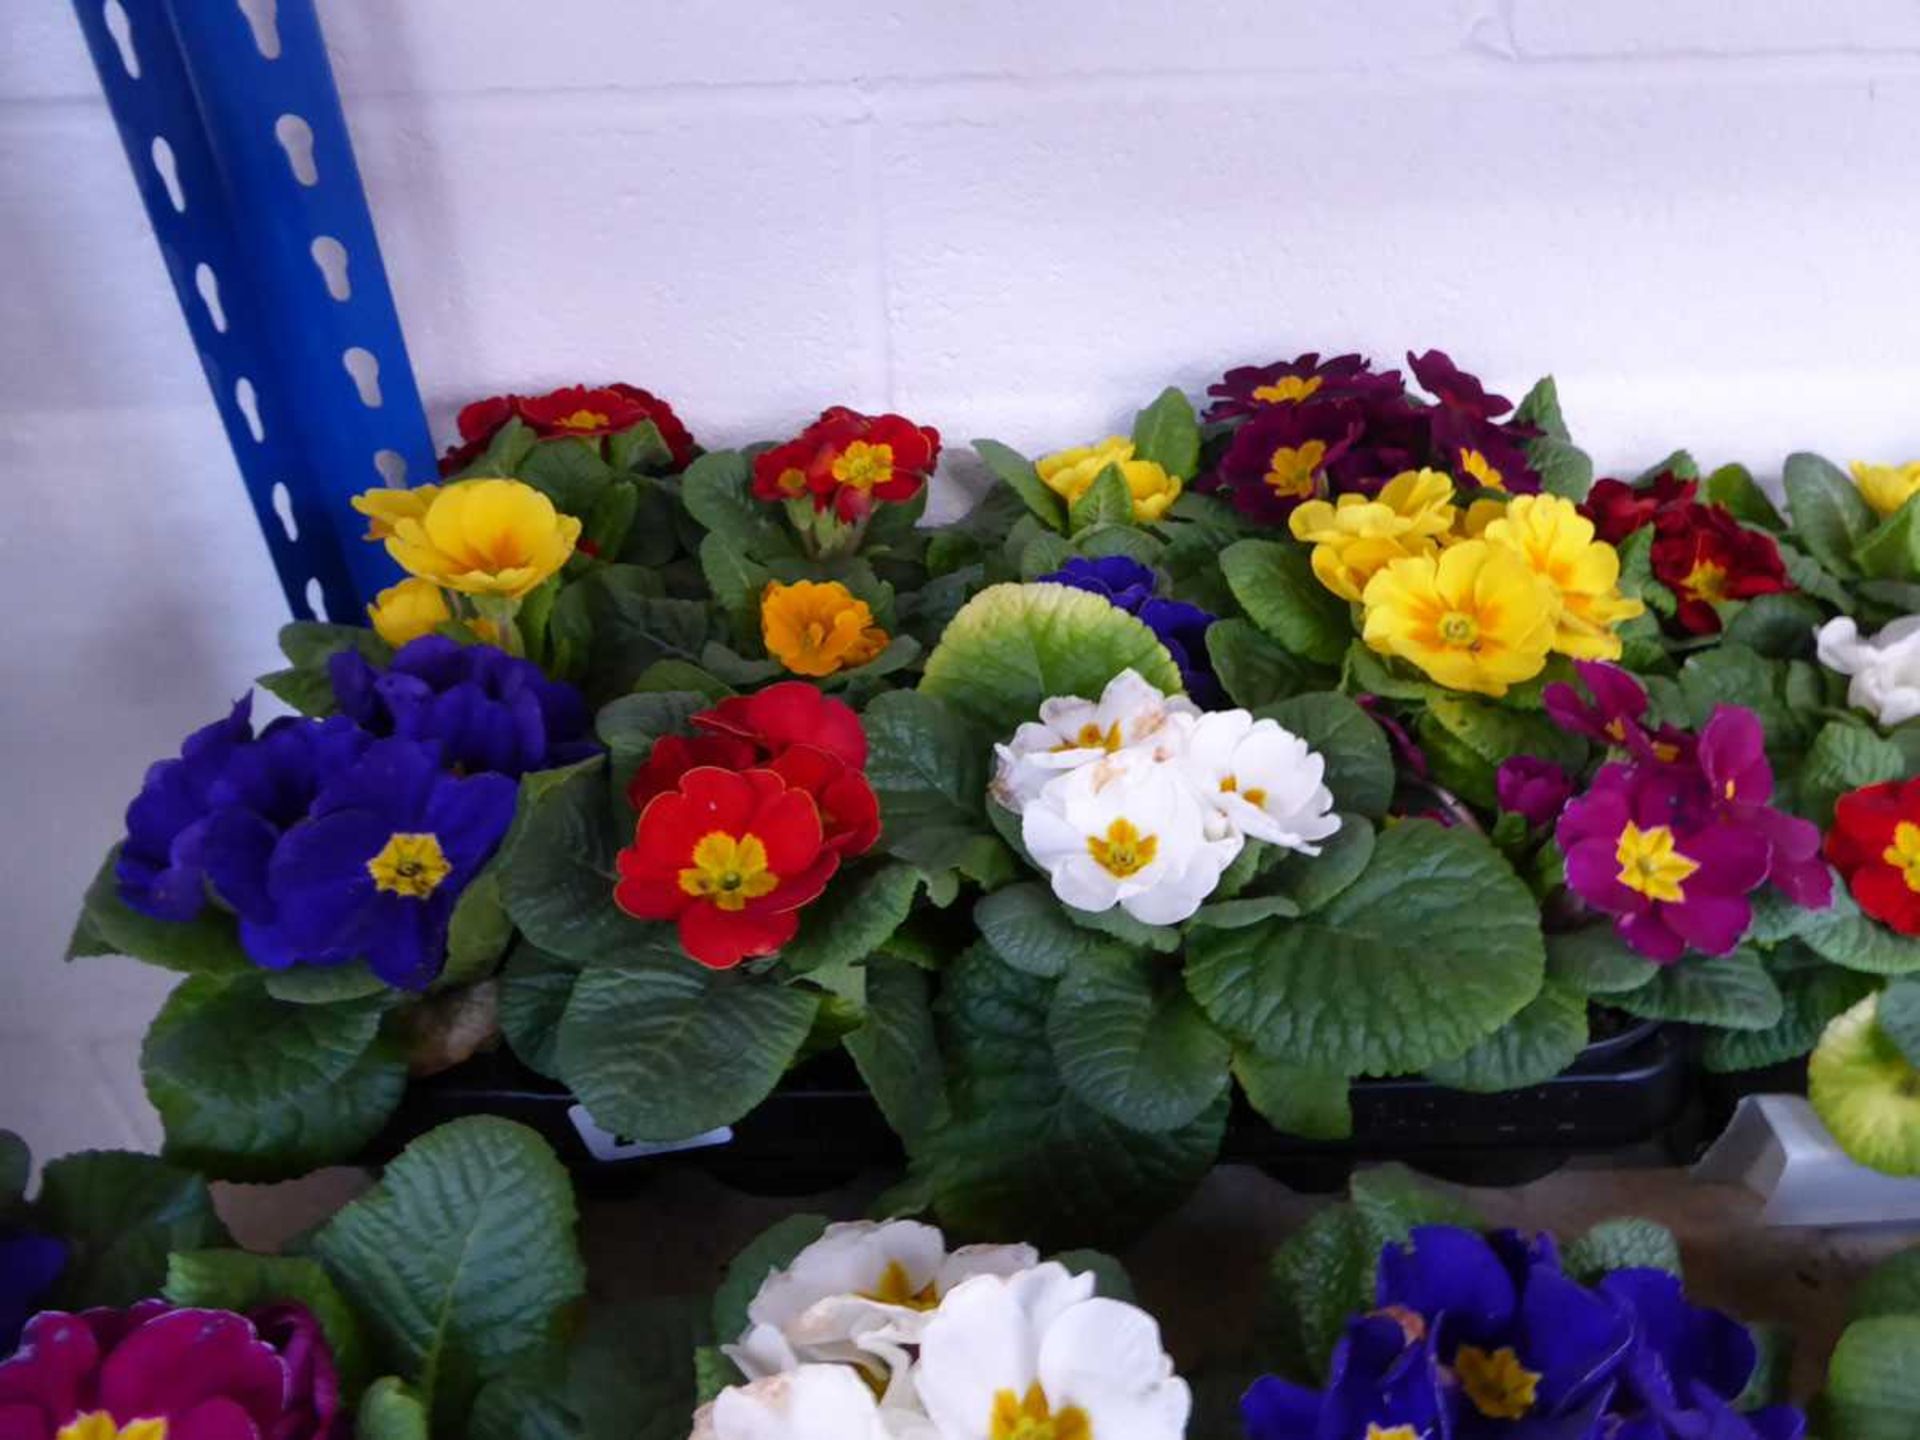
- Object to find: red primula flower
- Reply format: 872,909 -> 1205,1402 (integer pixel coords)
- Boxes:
615,767 -> 840,968
1826,779 -> 1920,935
695,682 -> 869,770
1580,472 -> 1699,545
750,407 -> 940,521
1649,502 -> 1792,634
627,732 -> 759,811
764,743 -> 882,856
439,382 -> 695,474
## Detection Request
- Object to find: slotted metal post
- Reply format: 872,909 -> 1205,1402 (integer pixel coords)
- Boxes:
71,0 -> 436,622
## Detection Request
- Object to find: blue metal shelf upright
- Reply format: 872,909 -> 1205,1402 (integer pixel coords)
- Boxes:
71,0 -> 437,623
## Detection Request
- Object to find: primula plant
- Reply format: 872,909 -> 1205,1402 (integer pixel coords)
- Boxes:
66,356 -> 1920,1236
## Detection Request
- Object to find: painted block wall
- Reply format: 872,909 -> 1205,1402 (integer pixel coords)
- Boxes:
4,0 -> 1919,1163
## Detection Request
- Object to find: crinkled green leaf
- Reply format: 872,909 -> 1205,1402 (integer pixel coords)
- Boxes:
1069,464 -> 1134,533
680,451 -> 798,560
1720,591 -> 1824,660
1233,1053 -> 1352,1140
1800,885 -> 1920,975
975,882 -> 1135,978
1562,1219 -> 1682,1285
72,848 -> 252,976
1207,618 -> 1327,709
1221,540 -> 1352,666
1782,451 -> 1873,579
497,943 -> 581,1080
518,436 -> 613,516
1799,722 -> 1908,829
779,861 -> 923,978
1701,964 -> 1878,1073
1704,463 -> 1784,530
1427,979 -> 1587,1093
570,1297 -> 711,1440
1545,925 -> 1661,995
1878,977 -> 1920,1070
1130,387 -> 1202,480
1850,1247 -> 1920,1323
862,690 -> 1014,888
38,1151 -> 229,1308
1610,950 -> 1783,1030
1418,696 -> 1585,812
357,1377 -> 430,1440
974,439 -> 1065,532
1048,952 -> 1231,1132
712,1214 -> 830,1347
844,960 -> 951,1142
1823,1315 -> 1920,1439
1514,376 -> 1569,440
500,758 -> 660,965
1529,433 -> 1594,502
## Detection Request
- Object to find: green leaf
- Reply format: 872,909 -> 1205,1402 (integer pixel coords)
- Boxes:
974,439 -> 1066,532
555,955 -> 819,1141
1677,645 -> 1809,751
1529,434 -> 1594,502
1720,591 -> 1825,660
497,944 -> 580,1080
1610,950 -> 1784,1029
1186,891 -> 1302,931
1074,524 -> 1165,565
586,582 -> 715,701
608,419 -> 675,476
1823,1315 -> 1920,1439
974,882 -> 1134,978
1427,980 -> 1587,1092
596,691 -> 708,797
1704,463 -> 1785,530
1800,721 -> 1908,828
1783,451 -> 1874,579
908,947 -> 1225,1249
1350,1164 -> 1480,1255
1417,696 -> 1585,812
1514,376 -> 1569,440
37,1151 -> 229,1308
1857,495 -> 1920,581
844,960 -> 951,1142
712,1214 -> 831,1346
1185,822 -> 1544,1076
698,533 -> 770,627
1851,1247 -> 1920,1322
1259,692 -> 1395,820
465,417 -> 537,478
1233,1053 -> 1352,1140
518,436 -> 614,516
1068,463 -> 1135,533
1799,884 -> 1920,975
500,758 -> 660,965
1544,925 -> 1660,995
72,848 -> 252,976
1255,817 -> 1377,916
1879,978 -> 1920,1069
264,962 -> 387,1004
1207,618 -> 1326,709
1129,387 -> 1201,480
1562,1219 -> 1682,1284
1701,965 -> 1878,1073
357,1377 -> 431,1440
779,861 -> 923,981
1265,1204 -> 1372,1378
680,451 -> 798,560
920,581 -> 1183,733
568,1298 -> 711,1440
142,976 -> 406,1180
442,867 -> 515,990
469,1366 -> 581,1440
1063,900 -> 1181,953
257,622 -> 391,718
1778,540 -> 1855,609
1220,540 -> 1352,666
862,690 -> 1014,888
1048,953 -> 1231,1132
313,1118 -> 585,1430
166,1250 -> 372,1399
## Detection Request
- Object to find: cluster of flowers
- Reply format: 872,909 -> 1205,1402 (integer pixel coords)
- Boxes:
1583,471 -> 1792,635
699,1220 -> 1188,1440
438,380 -> 697,474
990,667 -> 1341,925
0,1300 -> 342,1440
1489,662 -> 1831,963
116,636 -> 593,988
614,684 -> 880,968
1199,350 -> 1545,524
1244,1225 -> 1805,1440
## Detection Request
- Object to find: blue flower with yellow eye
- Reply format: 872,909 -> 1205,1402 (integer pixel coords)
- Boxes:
1039,556 -> 1225,707
242,737 -> 516,990
1242,1311 -> 1452,1440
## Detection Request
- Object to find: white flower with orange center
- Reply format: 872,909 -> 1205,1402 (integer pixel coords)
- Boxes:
990,670 -> 1198,812
1021,748 -> 1241,924
1817,614 -> 1920,727
690,1363 -> 935,1440
913,1263 -> 1189,1440
1183,711 -> 1343,852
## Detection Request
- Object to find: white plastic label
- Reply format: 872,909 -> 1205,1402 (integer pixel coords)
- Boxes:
567,1104 -> 733,1162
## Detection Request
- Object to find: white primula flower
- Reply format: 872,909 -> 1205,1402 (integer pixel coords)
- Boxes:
689,1364 -> 936,1440
1183,710 -> 1343,852
1817,615 -> 1920,727
1022,749 -> 1242,924
991,669 -> 1199,812
913,1263 -> 1190,1440
727,1221 -> 1039,1399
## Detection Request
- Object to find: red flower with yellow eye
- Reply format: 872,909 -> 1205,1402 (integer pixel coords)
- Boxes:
1649,502 -> 1791,634
1826,779 -> 1920,936
615,767 -> 840,968
439,383 -> 695,473
750,407 -> 941,520
695,681 -> 870,771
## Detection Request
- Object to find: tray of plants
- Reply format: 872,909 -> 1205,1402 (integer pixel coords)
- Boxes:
68,352 -> 1920,1249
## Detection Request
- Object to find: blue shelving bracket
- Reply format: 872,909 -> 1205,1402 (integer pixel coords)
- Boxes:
71,0 -> 437,623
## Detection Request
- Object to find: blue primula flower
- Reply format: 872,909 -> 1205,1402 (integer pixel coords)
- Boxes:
0,1228 -> 66,1356
1039,556 -> 1226,707
1375,1227 -> 1634,1438
330,635 -> 597,779
115,697 -> 256,920
244,737 -> 517,990
1243,1312 -> 1452,1440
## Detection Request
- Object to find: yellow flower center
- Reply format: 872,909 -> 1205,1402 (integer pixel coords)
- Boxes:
1603,718 -> 1628,744
1366,1429 -> 1420,1440
1053,722 -> 1122,754
990,1384 -> 1091,1440
678,832 -> 779,912
1455,1344 -> 1541,1420
555,408 -> 611,431
1265,441 -> 1328,498
1437,611 -> 1481,648
1682,558 -> 1729,603
775,466 -> 809,496
861,1259 -> 940,1310
58,1417 -> 167,1440
1615,822 -> 1698,903
1087,818 -> 1158,878
1882,822 -> 1920,894
831,440 -> 896,492
1252,375 -> 1324,404
1219,775 -> 1267,806
1459,448 -> 1506,491
366,832 -> 452,900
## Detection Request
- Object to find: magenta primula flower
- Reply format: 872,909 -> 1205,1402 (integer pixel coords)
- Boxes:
0,1301 -> 342,1440
1698,709 -> 1832,908
1496,756 -> 1575,829
1543,661 -> 1692,765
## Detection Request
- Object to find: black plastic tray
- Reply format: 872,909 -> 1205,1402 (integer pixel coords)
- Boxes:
370,1017 -> 1690,1195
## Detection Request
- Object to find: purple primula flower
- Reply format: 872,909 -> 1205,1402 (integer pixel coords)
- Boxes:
1542,663 -> 1689,765
243,738 -> 517,990
1204,351 -> 1407,424
1039,557 -> 1226,707
1241,1311 -> 1452,1440
115,697 -> 255,921
1407,349 -> 1516,423
1498,757 -> 1575,830
1208,403 -> 1364,524
1697,708 -> 1832,909
0,1299 -> 344,1440
330,635 -> 597,780
0,1229 -> 66,1356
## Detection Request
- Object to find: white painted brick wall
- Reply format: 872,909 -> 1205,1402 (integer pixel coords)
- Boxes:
5,1 -> 1920,1163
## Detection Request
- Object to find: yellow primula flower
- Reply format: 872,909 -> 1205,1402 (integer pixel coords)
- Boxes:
352,484 -> 440,540
1851,460 -> 1920,519
1480,494 -> 1645,661
1454,496 -> 1508,541
1289,468 -> 1457,602
1361,539 -> 1560,697
366,577 -> 451,648
761,579 -> 890,677
1034,436 -> 1182,520
376,478 -> 580,600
